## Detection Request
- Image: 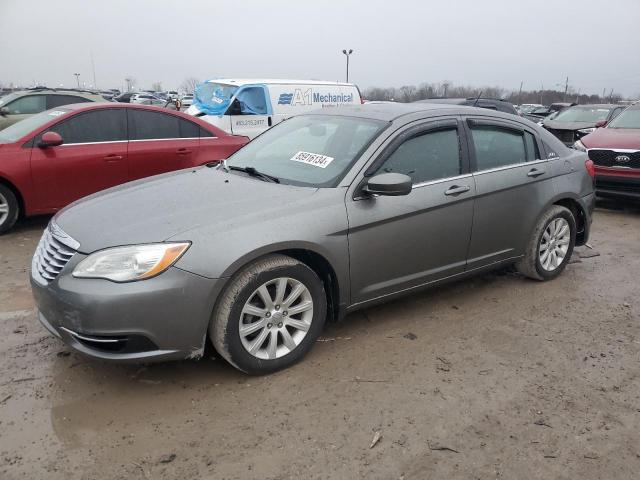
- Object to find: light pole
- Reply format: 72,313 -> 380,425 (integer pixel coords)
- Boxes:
342,49 -> 353,83
73,73 -> 80,89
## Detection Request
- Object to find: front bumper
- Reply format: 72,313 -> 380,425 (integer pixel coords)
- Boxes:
595,169 -> 640,199
30,256 -> 224,362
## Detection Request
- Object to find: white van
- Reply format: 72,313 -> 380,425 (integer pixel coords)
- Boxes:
185,79 -> 362,138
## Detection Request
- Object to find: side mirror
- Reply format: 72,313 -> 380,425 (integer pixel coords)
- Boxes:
38,131 -> 63,148
362,173 -> 412,196
0,106 -> 8,117
595,120 -> 607,128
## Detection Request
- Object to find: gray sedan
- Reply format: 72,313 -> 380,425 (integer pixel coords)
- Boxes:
30,103 -> 595,374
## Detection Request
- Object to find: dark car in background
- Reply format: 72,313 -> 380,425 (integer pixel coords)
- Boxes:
114,92 -> 135,103
0,88 -> 106,130
574,103 -> 640,199
416,97 -> 519,115
0,103 -> 249,233
523,102 -> 576,123
542,104 -> 625,146
29,103 -> 595,374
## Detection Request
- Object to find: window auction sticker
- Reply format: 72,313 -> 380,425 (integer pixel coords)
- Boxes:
48,110 -> 66,117
290,151 -> 334,168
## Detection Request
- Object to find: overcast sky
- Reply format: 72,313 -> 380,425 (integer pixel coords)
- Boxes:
1,0 -> 639,96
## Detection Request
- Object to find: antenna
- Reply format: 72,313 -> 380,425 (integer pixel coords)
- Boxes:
473,90 -> 483,107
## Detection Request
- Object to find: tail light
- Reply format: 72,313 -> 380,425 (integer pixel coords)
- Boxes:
585,159 -> 595,180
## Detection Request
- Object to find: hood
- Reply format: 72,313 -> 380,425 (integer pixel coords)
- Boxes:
542,120 -> 599,131
55,167 -> 318,253
581,128 -> 640,150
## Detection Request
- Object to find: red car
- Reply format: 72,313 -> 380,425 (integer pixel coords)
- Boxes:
575,103 -> 640,200
0,103 -> 248,233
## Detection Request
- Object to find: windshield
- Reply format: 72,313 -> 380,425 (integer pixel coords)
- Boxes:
552,106 -> 611,123
607,107 -> 640,129
0,92 -> 20,107
0,108 -> 70,143
519,105 -> 541,114
193,82 -> 239,115
226,115 -> 387,187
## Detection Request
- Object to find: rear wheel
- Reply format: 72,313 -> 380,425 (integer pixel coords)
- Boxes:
210,254 -> 326,374
0,184 -> 19,235
516,205 -> 576,281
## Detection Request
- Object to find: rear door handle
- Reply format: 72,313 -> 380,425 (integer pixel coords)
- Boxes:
103,154 -> 123,163
177,148 -> 192,155
444,185 -> 471,196
527,168 -> 546,178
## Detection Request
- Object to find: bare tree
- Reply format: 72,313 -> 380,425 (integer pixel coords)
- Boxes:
151,81 -> 163,92
180,77 -> 200,95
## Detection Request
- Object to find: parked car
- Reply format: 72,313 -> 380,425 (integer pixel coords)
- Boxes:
130,93 -> 165,106
29,103 -> 595,374
186,78 -> 362,138
114,92 -> 134,103
517,103 -> 543,115
523,102 -> 576,123
181,94 -> 193,108
416,98 -> 519,115
542,104 -> 625,146
0,103 -> 249,233
0,88 -> 106,130
574,103 -> 640,199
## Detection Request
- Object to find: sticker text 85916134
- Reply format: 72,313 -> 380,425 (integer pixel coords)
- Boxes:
290,151 -> 334,168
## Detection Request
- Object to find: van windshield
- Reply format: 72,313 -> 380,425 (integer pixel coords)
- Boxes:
226,115 -> 387,188
193,82 -> 238,115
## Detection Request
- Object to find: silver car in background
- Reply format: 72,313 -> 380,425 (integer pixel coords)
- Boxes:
30,103 -> 595,374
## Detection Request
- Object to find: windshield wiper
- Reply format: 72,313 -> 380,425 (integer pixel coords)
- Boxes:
228,166 -> 280,183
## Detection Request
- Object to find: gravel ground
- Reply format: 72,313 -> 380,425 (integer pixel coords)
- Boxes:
0,200 -> 638,480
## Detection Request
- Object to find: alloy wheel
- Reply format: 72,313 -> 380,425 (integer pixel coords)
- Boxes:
0,191 -> 9,226
239,277 -> 314,360
539,217 -> 570,271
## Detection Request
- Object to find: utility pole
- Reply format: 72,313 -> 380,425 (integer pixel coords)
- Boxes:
563,76 -> 569,102
342,49 -> 353,83
602,88 -> 606,101
73,73 -> 80,88
540,82 -> 544,105
518,81 -> 523,105
91,52 -> 97,90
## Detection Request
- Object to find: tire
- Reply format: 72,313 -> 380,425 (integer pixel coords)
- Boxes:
210,254 -> 327,374
0,184 -> 19,235
516,205 -> 576,281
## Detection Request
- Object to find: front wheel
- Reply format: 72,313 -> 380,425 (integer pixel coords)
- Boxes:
516,205 -> 576,281
0,184 -> 19,235
210,254 -> 326,374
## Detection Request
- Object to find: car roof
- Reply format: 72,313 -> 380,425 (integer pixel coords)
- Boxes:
204,78 -> 355,87
305,102 -> 519,122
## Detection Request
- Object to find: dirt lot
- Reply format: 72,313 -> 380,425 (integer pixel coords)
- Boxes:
1,201 -> 638,480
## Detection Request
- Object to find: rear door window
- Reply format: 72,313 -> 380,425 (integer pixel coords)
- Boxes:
47,95 -> 89,109
128,109 -> 198,140
49,109 -> 127,144
6,95 -> 46,114
470,125 -> 528,170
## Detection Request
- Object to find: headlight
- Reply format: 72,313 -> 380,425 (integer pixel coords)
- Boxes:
573,140 -> 587,152
577,127 -> 596,135
73,243 -> 190,282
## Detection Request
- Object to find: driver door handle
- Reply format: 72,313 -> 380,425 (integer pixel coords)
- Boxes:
444,185 -> 471,196
177,148 -> 192,155
103,154 -> 123,163
527,168 -> 546,178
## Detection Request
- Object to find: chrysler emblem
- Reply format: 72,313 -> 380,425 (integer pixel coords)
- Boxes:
615,155 -> 631,163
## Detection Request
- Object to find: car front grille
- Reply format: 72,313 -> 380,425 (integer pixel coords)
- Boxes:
32,227 -> 77,283
589,149 -> 640,169
547,128 -> 575,144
